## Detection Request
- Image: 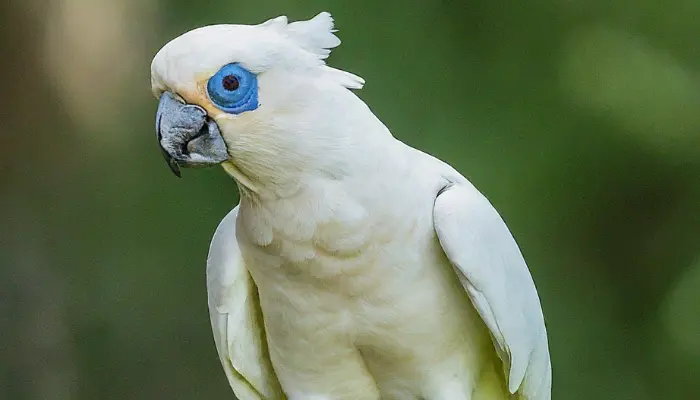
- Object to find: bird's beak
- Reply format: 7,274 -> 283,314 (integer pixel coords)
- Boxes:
155,92 -> 229,177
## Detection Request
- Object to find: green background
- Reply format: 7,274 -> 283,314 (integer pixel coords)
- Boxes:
2,1 -> 699,399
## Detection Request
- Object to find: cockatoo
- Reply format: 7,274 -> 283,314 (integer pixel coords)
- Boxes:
151,11 -> 551,400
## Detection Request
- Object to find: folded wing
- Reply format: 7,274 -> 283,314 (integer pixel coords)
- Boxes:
433,182 -> 552,400
206,206 -> 286,399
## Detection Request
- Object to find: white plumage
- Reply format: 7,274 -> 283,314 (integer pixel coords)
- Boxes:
152,11 -> 551,400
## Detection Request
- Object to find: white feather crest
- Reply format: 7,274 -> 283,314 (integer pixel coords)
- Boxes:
261,12 -> 340,60
260,12 -> 364,90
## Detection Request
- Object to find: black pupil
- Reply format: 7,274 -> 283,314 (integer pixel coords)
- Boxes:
222,75 -> 240,91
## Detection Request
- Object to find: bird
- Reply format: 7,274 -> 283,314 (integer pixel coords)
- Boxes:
150,11 -> 551,400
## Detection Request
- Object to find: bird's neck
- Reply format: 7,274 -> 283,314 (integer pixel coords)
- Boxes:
222,90 -> 396,201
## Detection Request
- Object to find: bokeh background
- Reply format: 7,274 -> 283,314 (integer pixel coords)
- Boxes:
2,0 -> 699,399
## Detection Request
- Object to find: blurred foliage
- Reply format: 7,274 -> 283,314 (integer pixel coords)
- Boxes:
2,0 -> 700,399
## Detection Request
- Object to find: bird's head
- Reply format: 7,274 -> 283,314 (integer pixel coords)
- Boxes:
151,12 -> 372,196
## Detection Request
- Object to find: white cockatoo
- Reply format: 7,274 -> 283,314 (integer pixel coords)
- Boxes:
151,11 -> 551,400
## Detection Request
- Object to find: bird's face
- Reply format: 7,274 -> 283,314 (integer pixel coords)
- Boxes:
150,13 -> 364,181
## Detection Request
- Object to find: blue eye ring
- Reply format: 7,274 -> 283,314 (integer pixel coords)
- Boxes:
206,63 -> 259,114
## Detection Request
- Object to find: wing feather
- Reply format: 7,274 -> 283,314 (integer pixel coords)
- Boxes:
206,206 -> 285,399
433,182 -> 552,400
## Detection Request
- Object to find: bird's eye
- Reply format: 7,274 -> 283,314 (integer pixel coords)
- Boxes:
222,75 -> 239,91
206,63 -> 258,114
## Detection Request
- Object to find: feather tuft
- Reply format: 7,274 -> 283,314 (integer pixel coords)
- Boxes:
261,12 -> 341,60
286,11 -> 340,59
322,66 -> 365,90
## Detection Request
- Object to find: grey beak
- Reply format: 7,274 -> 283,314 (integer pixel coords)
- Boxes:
155,92 -> 229,177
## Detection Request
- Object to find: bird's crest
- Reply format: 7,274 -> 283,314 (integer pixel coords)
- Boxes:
261,12 -> 340,60
261,12 -> 364,89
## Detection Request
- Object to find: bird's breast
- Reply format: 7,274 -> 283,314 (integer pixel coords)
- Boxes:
239,187 -> 432,294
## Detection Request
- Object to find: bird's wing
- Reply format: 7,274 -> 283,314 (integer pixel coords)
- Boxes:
433,181 -> 552,400
206,206 -> 286,400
